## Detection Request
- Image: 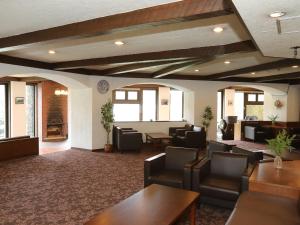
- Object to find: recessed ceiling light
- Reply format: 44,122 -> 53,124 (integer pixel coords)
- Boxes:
251,72 -> 256,75
195,69 -> 199,72
213,27 -> 223,33
269,11 -> 286,18
292,65 -> 299,68
48,50 -> 56,54
114,41 -> 125,46
224,60 -> 231,64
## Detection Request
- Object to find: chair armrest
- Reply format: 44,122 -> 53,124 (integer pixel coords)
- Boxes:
144,153 -> 166,187
169,126 -> 185,136
176,129 -> 187,136
122,129 -> 138,133
241,163 -> 256,192
121,128 -> 134,130
183,159 -> 202,190
192,158 -> 210,191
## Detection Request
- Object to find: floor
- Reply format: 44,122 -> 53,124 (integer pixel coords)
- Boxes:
0,149 -> 231,225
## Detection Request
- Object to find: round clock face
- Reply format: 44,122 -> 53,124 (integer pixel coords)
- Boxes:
97,80 -> 110,94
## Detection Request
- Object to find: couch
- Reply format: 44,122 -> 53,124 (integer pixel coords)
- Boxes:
144,146 -> 199,190
114,126 -> 143,153
226,191 -> 300,225
173,126 -> 206,149
0,136 -> 39,161
192,152 -> 254,208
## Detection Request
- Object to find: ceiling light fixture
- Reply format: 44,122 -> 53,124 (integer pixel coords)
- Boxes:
269,11 -> 286,18
213,27 -> 223,33
224,60 -> 231,64
114,41 -> 125,46
48,50 -> 56,54
195,69 -> 199,72
251,72 -> 256,75
292,65 -> 299,68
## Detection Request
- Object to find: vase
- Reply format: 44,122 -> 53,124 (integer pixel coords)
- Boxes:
274,155 -> 283,169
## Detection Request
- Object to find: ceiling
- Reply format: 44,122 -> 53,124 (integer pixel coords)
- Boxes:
0,0 -> 299,84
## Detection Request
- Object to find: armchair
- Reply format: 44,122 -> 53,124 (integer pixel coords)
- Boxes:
169,124 -> 194,137
207,140 -> 232,159
244,125 -> 273,143
144,146 -> 199,190
192,152 -> 254,208
174,126 -> 206,149
115,126 -> 143,153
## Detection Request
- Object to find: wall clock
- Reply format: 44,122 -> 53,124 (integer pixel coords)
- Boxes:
97,80 -> 110,94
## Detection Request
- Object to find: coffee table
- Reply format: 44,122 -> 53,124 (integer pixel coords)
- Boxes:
145,132 -> 172,149
84,184 -> 199,225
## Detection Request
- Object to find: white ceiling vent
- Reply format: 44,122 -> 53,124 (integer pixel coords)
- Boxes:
277,16 -> 300,34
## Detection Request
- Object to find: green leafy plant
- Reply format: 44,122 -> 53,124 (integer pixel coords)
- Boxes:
266,130 -> 295,156
268,114 -> 278,125
202,106 -> 214,131
101,100 -> 114,145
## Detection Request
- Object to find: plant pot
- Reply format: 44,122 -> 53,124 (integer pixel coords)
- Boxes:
104,144 -> 113,153
274,155 -> 283,169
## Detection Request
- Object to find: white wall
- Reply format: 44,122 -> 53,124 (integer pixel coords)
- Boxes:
287,85 -> 300,121
10,81 -> 27,137
1,63 -> 297,150
158,87 -> 170,121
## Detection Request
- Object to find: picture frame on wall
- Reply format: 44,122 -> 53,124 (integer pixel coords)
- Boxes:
161,99 -> 168,105
15,97 -> 25,104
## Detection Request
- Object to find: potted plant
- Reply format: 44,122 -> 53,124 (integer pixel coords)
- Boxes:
266,130 -> 295,169
202,106 -> 214,132
101,100 -> 114,152
268,114 -> 278,125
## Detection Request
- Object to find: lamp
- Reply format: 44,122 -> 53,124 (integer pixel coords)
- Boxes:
55,89 -> 68,96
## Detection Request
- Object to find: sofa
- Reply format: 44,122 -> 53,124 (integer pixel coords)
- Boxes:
114,126 -> 143,153
144,146 -> 199,189
192,152 -> 254,208
0,136 -> 39,161
173,126 -> 206,149
226,191 -> 300,225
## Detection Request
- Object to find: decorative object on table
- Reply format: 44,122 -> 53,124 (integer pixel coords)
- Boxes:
100,100 -> 114,152
274,99 -> 283,108
97,80 -> 110,94
202,106 -> 213,132
268,114 -> 278,125
266,130 -> 295,169
15,97 -> 25,104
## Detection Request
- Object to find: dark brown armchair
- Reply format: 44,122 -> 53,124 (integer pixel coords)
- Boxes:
144,146 -> 199,190
169,124 -> 194,137
114,126 -> 143,153
174,126 -> 206,149
192,152 -> 254,208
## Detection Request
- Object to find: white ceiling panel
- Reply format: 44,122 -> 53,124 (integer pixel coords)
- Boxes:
0,0 -> 180,38
232,0 -> 300,58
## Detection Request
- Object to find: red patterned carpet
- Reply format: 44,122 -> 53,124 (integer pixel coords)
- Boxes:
0,150 -> 231,225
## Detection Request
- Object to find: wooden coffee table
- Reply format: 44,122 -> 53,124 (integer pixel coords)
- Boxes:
145,132 -> 172,149
84,184 -> 199,225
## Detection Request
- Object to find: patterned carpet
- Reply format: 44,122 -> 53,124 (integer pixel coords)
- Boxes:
0,149 -> 231,225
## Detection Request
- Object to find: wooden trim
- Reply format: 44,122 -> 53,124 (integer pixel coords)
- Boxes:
0,0 -> 232,52
54,41 -> 255,69
255,71 -> 300,82
205,59 -> 300,80
0,54 -> 52,69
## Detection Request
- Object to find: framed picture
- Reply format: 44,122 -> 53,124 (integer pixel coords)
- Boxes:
15,97 -> 25,104
161,99 -> 169,105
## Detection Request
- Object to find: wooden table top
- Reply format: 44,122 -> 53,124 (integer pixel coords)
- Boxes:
145,132 -> 172,139
250,160 -> 300,190
84,184 -> 199,225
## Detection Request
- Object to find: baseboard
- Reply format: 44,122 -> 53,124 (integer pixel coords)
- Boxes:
92,148 -> 104,152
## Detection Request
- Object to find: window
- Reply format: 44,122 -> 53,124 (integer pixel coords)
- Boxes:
170,90 -> 183,121
142,90 -> 156,121
112,86 -> 184,122
0,84 -> 8,138
258,94 -> 264,102
248,94 -> 256,102
26,84 -> 36,137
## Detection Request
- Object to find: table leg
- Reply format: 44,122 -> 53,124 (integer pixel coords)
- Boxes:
189,202 -> 196,225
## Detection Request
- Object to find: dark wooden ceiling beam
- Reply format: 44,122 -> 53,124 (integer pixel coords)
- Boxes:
153,59 -> 202,78
54,40 -> 255,69
255,72 -> 300,82
91,59 -> 192,76
0,54 -> 52,69
0,0 -> 232,52
205,58 -> 300,80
